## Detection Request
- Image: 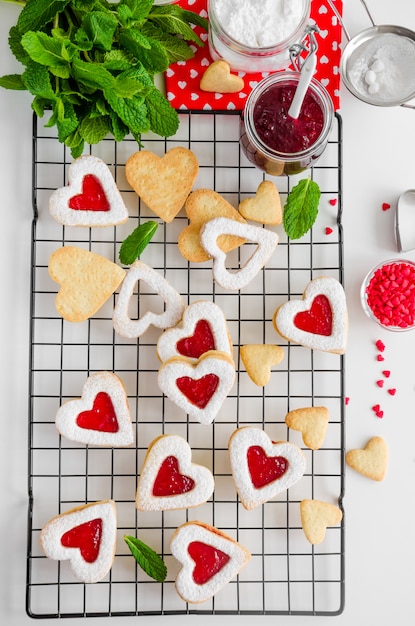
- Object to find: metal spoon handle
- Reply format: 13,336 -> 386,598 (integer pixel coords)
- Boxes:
288,49 -> 317,119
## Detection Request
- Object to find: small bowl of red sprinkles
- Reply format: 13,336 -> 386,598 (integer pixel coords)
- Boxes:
361,259 -> 415,330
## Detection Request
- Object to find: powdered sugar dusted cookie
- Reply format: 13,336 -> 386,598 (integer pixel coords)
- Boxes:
39,500 -> 117,583
55,371 -> 134,446
113,259 -> 185,338
300,499 -> 343,544
157,300 -> 233,363
49,155 -> 128,227
285,406 -> 329,450
273,276 -> 347,354
171,521 -> 251,603
238,180 -> 282,225
136,435 -> 214,511
240,344 -> 284,386
158,350 -> 235,425
228,427 -> 306,509
346,436 -> 388,481
200,217 -> 279,290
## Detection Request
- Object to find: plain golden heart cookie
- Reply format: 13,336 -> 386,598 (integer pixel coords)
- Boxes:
346,436 -> 388,481
200,60 -> 244,93
300,499 -> 343,545
285,406 -> 329,450
48,246 -> 126,322
238,180 -> 283,225
125,147 -> 199,223
240,344 -> 284,386
178,188 -> 247,262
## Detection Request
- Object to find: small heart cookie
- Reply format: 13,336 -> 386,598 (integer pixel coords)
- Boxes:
200,217 -> 279,290
240,344 -> 284,386
346,436 -> 388,481
49,155 -> 129,227
273,276 -> 348,353
113,259 -> 185,338
158,350 -> 235,425
55,371 -> 134,447
200,60 -> 244,93
300,499 -> 343,544
171,521 -> 251,604
238,180 -> 282,225
285,406 -> 329,450
48,246 -> 126,322
136,435 -> 214,511
125,147 -> 199,223
157,300 -> 233,363
39,500 -> 117,583
178,189 -> 247,262
228,427 -> 306,509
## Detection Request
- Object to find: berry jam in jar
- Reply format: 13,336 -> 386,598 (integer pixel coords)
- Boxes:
240,72 -> 334,176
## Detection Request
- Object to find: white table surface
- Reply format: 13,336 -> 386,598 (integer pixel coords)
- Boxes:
1,1 -> 415,624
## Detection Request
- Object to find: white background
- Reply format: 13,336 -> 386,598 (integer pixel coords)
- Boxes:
1,0 -> 415,624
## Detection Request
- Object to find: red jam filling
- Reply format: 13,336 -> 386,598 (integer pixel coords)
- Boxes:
176,320 -> 216,359
61,518 -> 102,563
152,456 -> 195,496
253,83 -> 325,154
294,294 -> 333,336
69,174 -> 110,211
247,446 -> 289,489
188,540 -> 230,585
76,392 -> 119,433
176,374 -> 219,409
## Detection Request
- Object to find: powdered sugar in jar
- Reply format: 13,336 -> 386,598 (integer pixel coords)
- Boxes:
208,0 -> 311,72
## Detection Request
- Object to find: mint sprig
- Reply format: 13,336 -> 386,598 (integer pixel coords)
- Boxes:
283,178 -> 321,240
124,535 -> 167,582
119,220 -> 158,265
0,0 -> 208,157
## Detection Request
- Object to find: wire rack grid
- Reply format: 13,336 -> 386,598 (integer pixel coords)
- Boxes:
26,109 -> 345,619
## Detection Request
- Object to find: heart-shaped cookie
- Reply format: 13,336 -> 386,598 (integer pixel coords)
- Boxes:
158,350 -> 235,424
200,217 -> 279,290
49,155 -> 129,227
157,300 -> 233,363
300,499 -> 343,544
285,406 -> 329,450
136,434 -> 214,511
238,180 -> 282,225
178,189 -> 247,262
170,521 -> 251,604
228,427 -> 306,509
113,259 -> 185,338
55,371 -> 134,446
273,276 -> 348,353
240,344 -> 284,386
125,147 -> 199,223
39,500 -> 117,583
200,60 -> 244,93
48,246 -> 126,322
346,436 -> 388,481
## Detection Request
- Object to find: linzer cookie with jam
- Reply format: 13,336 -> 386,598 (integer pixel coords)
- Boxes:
136,435 -> 214,511
170,521 -> 251,603
273,276 -> 348,354
228,426 -> 306,510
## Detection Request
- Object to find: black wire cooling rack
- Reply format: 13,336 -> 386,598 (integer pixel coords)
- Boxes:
26,110 -> 345,618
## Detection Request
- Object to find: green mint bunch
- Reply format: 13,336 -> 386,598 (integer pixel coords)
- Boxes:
0,0 -> 208,157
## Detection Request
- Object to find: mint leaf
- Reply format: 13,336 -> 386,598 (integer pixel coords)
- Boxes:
141,22 -> 195,64
105,90 -> 150,136
81,11 -> 119,52
79,114 -> 111,144
124,535 -> 167,582
17,0 -> 71,34
283,178 -> 321,240
71,56 -> 115,92
0,74 -> 26,90
145,87 -> 179,137
22,62 -> 56,100
119,221 -> 158,265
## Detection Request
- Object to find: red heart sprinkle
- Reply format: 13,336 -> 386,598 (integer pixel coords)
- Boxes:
382,203 -> 391,211
153,456 -> 195,496
294,294 -> 333,336
388,388 -> 396,396
69,174 -> 110,212
345,397 -> 350,405
376,410 -> 384,418
377,354 -> 385,362
61,518 -> 102,563
247,445 -> 288,489
372,404 -> 381,412
176,320 -> 215,359
376,380 -> 384,387
382,370 -> 391,378
76,392 -> 119,432
375,340 -> 385,352
188,541 -> 230,585
329,198 -> 337,206
176,374 -> 219,409
325,227 -> 333,235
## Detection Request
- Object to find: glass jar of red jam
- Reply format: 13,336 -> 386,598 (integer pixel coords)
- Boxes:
240,72 -> 334,176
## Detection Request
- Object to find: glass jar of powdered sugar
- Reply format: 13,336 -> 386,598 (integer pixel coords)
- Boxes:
208,0 -> 311,73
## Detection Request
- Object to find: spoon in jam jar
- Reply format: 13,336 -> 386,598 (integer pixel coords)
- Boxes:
288,25 -> 319,119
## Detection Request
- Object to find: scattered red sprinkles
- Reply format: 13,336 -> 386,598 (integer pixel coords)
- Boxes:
345,397 -> 350,405
381,202 -> 391,211
325,227 -> 333,235
372,404 -> 381,412
376,379 -> 384,387
376,354 -> 385,361
388,388 -> 397,396
375,339 -> 385,352
329,198 -> 337,206
382,370 -> 391,378
376,410 -> 384,418
366,262 -> 415,328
